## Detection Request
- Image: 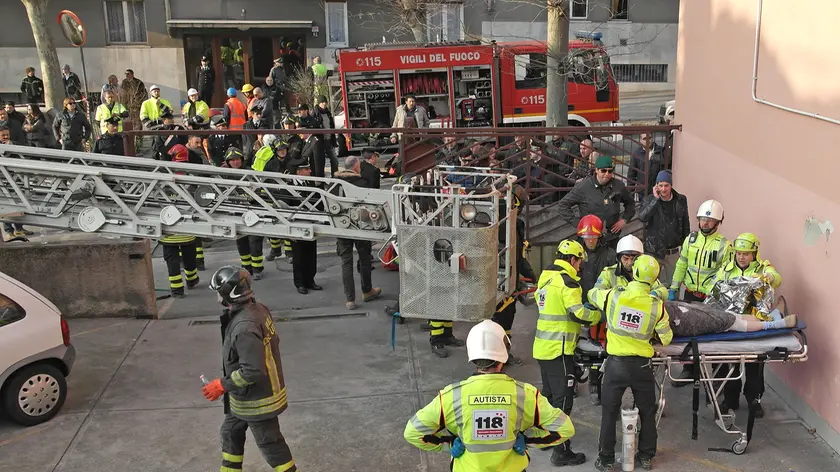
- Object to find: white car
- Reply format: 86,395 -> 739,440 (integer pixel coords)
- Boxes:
0,271 -> 75,426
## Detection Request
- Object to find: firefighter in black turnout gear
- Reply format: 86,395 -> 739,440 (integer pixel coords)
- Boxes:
203,266 -> 296,472
160,231 -> 199,298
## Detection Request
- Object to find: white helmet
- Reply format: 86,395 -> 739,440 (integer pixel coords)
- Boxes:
187,88 -> 199,96
697,199 -> 724,221
262,134 -> 278,149
467,320 -> 509,364
616,234 -> 644,255
150,84 -> 160,91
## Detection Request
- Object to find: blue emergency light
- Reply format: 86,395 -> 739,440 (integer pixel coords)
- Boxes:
574,32 -> 603,41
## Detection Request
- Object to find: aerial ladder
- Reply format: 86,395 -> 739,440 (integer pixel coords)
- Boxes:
0,144 -> 519,322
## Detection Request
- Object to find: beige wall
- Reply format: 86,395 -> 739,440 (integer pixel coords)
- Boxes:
674,0 -> 840,437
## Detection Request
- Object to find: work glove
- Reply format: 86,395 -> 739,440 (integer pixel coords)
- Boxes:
201,378 -> 226,401
513,433 -> 527,455
668,290 -> 678,301
449,437 -> 465,458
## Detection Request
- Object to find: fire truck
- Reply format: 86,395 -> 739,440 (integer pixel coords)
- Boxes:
335,34 -> 620,150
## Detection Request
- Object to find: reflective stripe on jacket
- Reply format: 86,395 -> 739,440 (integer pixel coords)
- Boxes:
226,98 -> 247,130
404,373 -> 573,472
182,100 -> 210,123
95,102 -> 128,134
670,231 -> 733,294
139,98 -> 173,122
589,263 -> 668,304
591,281 -> 673,358
715,258 -> 782,290
533,259 -> 601,359
160,234 -> 196,244
220,302 -> 288,421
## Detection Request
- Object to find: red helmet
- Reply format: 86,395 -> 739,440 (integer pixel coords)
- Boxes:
169,144 -> 189,163
577,214 -> 603,238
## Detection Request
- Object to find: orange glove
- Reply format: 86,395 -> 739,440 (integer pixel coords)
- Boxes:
202,379 -> 225,401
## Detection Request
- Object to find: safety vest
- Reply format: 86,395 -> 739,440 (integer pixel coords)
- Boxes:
251,146 -> 274,171
220,46 -> 236,66
139,98 -> 173,122
181,100 -> 210,123
670,231 -> 732,295
160,234 -> 196,244
533,259 -> 601,359
94,102 -> 128,134
311,63 -> 328,83
590,264 -> 669,303
601,282 -> 673,358
716,258 -> 781,289
404,373 -> 575,472
225,98 -> 247,130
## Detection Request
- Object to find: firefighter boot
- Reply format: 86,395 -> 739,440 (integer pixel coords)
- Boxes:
442,323 -> 465,347
431,344 -> 449,358
196,259 -> 206,271
265,248 -> 281,262
550,441 -> 586,466
170,289 -> 185,299
186,277 -> 201,290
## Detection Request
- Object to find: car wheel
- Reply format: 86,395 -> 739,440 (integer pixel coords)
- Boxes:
2,363 -> 67,426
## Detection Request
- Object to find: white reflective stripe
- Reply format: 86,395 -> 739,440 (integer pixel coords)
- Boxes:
606,324 -> 650,340
535,330 -> 578,342
464,439 -> 517,453
543,412 -> 570,430
451,383 -> 464,432
514,383 -> 526,433
410,415 -> 437,435
537,313 -> 572,322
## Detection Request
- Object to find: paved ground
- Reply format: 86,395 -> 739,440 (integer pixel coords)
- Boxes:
1,241 -> 837,472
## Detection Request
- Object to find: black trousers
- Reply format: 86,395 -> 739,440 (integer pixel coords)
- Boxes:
491,298 -> 516,335
162,241 -> 197,292
199,87 -> 214,105
429,319 -> 453,345
236,236 -> 265,274
220,414 -> 296,471
337,238 -> 372,301
599,356 -> 658,463
722,362 -> 765,405
291,240 -> 317,288
195,238 -> 205,262
538,355 -> 577,415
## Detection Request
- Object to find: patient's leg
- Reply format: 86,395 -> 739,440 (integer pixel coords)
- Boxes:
728,314 -> 798,332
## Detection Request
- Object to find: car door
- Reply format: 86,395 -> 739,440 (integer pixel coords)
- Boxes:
0,273 -> 62,377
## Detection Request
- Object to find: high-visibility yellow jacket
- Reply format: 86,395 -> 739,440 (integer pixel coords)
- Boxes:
590,281 -> 673,358
533,259 -> 601,359
715,257 -> 782,318
94,101 -> 128,134
181,100 -> 210,124
139,98 -> 173,122
404,373 -> 574,472
670,231 -> 732,295
311,63 -> 328,82
251,146 -> 274,171
589,263 -> 668,304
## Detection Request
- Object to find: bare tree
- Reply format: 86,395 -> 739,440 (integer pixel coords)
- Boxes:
545,0 -> 570,127
347,0 -> 430,43
21,0 -> 63,111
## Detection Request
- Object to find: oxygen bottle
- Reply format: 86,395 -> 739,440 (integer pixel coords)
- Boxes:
621,407 -> 639,471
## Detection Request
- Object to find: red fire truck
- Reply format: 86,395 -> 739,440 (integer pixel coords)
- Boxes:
335,35 -> 619,150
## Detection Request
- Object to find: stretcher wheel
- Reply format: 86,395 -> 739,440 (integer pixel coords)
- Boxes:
731,439 -> 748,455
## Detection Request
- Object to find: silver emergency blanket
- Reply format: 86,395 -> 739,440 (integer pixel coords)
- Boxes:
664,301 -> 736,337
704,276 -> 775,317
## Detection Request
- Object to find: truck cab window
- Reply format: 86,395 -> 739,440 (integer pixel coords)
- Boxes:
514,53 -> 547,90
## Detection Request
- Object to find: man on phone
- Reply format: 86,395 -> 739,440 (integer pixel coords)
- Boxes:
637,170 -> 690,286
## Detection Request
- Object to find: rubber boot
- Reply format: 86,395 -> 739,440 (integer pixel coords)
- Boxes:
442,335 -> 465,347
550,441 -> 586,466
431,344 -> 449,358
186,277 -> 201,289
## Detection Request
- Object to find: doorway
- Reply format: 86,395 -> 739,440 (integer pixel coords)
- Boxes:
250,36 -> 274,87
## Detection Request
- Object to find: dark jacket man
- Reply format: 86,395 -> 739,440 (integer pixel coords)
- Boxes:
578,238 -> 617,296
638,187 -> 690,259
558,159 -> 635,246
53,109 -> 92,149
93,131 -> 125,156
152,121 -> 188,160
360,150 -> 381,189
311,100 -> 336,147
20,74 -> 44,104
301,134 -> 324,175
242,113 -> 271,166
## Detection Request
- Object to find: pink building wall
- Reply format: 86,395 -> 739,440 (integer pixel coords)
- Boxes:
674,0 -> 840,436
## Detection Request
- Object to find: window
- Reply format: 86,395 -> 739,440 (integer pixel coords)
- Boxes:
104,0 -> 147,44
514,53 -> 547,90
610,0 -> 628,20
326,1 -> 349,48
0,294 -> 26,328
612,64 -> 668,83
570,0 -> 589,20
426,3 -> 464,42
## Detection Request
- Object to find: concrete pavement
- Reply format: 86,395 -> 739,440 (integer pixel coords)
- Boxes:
1,242 -> 838,472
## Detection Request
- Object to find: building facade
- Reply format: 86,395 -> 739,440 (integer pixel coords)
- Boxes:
674,0 -> 840,451
0,0 -> 677,109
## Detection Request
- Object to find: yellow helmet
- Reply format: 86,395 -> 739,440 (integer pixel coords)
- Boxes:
632,255 -> 660,285
241,83 -> 255,93
556,239 -> 586,260
733,233 -> 760,252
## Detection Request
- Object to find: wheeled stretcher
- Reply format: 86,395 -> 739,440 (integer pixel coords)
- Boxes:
574,323 -> 809,454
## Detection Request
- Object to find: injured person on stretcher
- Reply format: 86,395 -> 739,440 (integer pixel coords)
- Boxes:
664,299 -> 797,338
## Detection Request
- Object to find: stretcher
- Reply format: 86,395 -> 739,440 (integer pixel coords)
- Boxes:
574,322 -> 809,455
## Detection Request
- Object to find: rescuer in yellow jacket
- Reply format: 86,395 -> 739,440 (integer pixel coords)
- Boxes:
182,88 -> 210,129
533,239 -> 601,466
590,255 -> 672,472
714,232 -> 783,419
669,199 -> 733,303
590,235 -> 669,302
139,84 -> 173,129
404,320 -> 575,472
94,90 -> 129,134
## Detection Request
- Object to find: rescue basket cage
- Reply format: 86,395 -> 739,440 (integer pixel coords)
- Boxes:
390,165 -> 518,322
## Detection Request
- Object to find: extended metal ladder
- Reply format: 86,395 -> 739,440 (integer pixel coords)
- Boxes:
0,144 -> 518,320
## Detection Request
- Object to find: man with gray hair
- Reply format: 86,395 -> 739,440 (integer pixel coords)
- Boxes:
332,156 -> 382,309
250,87 -> 274,129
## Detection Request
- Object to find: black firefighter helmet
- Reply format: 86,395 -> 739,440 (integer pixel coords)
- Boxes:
209,265 -> 253,305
